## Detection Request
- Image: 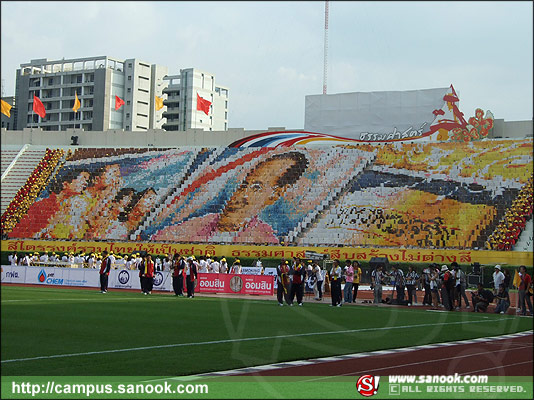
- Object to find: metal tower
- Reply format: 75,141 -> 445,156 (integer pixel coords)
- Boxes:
323,0 -> 329,95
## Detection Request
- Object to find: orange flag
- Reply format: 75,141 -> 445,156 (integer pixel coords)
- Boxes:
72,91 -> 81,113
155,96 -> 164,111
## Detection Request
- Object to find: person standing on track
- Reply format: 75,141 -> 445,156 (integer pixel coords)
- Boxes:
313,261 -> 324,301
517,265 -> 533,316
492,265 -> 505,295
141,255 -> 155,295
99,250 -> 111,293
440,265 -> 454,311
330,260 -> 343,307
352,260 -> 362,303
172,254 -> 185,296
277,260 -> 291,306
371,265 -> 384,304
185,257 -> 198,298
405,265 -> 419,306
342,260 -> 353,304
290,258 -> 306,306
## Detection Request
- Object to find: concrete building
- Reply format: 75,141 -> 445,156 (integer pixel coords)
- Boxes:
14,56 -> 168,132
1,96 -> 16,131
162,68 -> 229,132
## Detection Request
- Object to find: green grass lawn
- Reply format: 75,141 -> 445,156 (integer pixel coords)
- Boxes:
1,285 -> 531,376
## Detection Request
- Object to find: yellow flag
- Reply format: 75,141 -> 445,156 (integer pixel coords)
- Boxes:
72,91 -> 81,113
1,99 -> 12,118
155,96 -> 164,111
512,269 -> 521,288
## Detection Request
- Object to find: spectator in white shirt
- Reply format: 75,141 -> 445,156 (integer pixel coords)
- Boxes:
493,265 -> 505,294
8,252 -> 18,266
210,257 -> 220,273
198,256 -> 209,273
230,259 -> 242,274
220,258 -> 228,274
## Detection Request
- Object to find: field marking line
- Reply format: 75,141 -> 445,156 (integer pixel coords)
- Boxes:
300,344 -> 534,381
2,318 -> 523,364
457,360 -> 534,375
179,330 -> 533,380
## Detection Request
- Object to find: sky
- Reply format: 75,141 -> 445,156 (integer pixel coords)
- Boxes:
1,1 -> 532,130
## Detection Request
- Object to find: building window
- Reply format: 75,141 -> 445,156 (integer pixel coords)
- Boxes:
126,113 -> 130,119
128,63 -> 132,68
126,125 -> 130,130
225,101 -> 228,108
128,76 -> 132,81
127,100 -> 131,105
127,88 -> 131,93
225,112 -> 227,119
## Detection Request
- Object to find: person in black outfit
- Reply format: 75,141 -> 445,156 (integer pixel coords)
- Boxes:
185,258 -> 197,298
172,254 -> 185,296
472,283 -> 494,312
99,250 -> 110,293
289,259 -> 306,306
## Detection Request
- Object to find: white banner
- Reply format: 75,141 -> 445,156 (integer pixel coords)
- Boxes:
1,265 -> 174,291
1,265 -> 26,284
304,87 -> 459,141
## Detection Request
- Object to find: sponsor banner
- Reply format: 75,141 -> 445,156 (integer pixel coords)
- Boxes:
0,265 -> 26,284
197,273 -> 274,295
109,269 -> 140,290
241,266 -> 262,275
3,240 -> 532,267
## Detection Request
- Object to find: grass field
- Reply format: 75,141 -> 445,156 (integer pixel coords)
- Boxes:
1,285 -> 532,377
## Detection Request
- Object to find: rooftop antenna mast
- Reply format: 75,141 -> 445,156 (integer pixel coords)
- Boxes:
323,0 -> 329,95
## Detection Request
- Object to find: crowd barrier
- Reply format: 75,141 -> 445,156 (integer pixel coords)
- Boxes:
0,265 -> 275,295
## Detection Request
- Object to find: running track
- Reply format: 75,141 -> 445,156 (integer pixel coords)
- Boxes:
207,332 -> 533,377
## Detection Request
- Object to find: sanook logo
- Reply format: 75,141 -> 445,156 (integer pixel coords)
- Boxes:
199,279 -> 226,289
357,375 -> 380,397
37,269 -> 64,285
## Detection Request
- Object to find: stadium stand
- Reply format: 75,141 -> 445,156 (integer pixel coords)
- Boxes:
1,148 -> 64,234
1,146 -> 51,213
2,139 -> 533,250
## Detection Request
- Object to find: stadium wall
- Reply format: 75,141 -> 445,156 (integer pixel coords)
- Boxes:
1,127 -> 296,147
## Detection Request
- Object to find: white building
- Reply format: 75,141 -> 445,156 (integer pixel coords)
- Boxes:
14,56 -> 168,132
162,68 -> 229,132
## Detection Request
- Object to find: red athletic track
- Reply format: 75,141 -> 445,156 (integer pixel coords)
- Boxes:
237,334 -> 533,377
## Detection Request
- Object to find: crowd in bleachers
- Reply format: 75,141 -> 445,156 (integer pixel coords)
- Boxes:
1,149 -> 64,236
486,177 -> 534,250
3,140 -> 532,250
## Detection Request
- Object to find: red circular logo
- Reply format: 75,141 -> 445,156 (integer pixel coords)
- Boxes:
356,375 -> 380,397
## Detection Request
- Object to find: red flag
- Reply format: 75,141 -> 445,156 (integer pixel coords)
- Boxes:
115,95 -> 125,110
33,95 -> 46,118
196,93 -> 211,115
